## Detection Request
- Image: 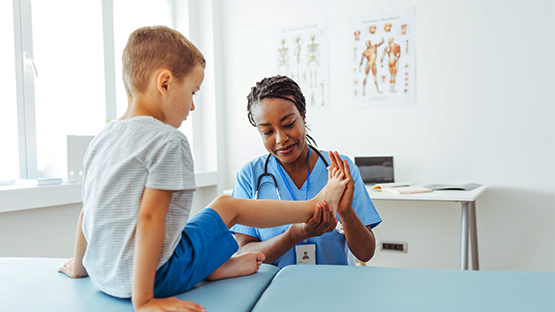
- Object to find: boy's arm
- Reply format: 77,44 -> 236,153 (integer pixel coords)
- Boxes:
132,187 -> 204,312
58,208 -> 88,278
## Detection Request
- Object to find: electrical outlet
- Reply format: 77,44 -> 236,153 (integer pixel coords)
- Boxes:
380,241 -> 407,253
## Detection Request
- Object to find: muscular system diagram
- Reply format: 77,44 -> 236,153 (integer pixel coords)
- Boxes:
381,37 -> 401,93
359,38 -> 384,95
351,8 -> 415,106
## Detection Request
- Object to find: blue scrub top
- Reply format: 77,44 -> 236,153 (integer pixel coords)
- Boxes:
230,151 -> 382,268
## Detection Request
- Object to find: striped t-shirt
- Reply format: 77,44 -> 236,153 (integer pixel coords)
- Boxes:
81,116 -> 195,298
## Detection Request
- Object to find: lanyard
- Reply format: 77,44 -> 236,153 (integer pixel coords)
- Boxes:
275,149 -> 311,201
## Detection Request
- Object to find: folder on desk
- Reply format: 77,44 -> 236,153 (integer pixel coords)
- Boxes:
370,182 -> 413,190
424,183 -> 481,191
382,186 -> 433,195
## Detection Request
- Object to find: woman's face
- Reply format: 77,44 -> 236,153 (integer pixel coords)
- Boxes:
250,97 -> 307,165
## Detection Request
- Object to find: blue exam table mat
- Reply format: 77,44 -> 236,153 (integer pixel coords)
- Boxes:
0,257 -> 279,312
252,265 -> 555,312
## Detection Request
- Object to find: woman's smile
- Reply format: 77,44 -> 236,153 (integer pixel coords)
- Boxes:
276,143 -> 296,155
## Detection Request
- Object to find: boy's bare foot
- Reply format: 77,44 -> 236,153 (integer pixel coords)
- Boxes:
206,252 -> 265,281
313,164 -> 350,216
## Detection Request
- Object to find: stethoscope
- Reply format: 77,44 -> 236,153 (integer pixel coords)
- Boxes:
254,145 -> 329,200
254,145 -> 345,234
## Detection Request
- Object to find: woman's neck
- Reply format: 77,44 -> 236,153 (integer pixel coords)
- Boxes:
280,145 -> 310,171
279,145 -> 318,189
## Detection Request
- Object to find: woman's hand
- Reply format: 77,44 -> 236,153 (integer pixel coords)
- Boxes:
57,258 -> 88,279
291,201 -> 337,240
327,151 -> 376,262
328,151 -> 355,217
136,297 -> 205,312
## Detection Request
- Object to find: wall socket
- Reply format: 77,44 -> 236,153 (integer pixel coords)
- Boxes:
380,241 -> 408,253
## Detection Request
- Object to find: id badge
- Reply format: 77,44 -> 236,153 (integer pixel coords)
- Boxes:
295,243 -> 316,265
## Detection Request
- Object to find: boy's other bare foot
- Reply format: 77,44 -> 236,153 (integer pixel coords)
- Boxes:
206,252 -> 265,281
314,164 -> 350,216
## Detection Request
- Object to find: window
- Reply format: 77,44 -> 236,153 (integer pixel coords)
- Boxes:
112,0 -> 194,149
113,0 -> 172,118
6,0 -> 194,185
31,0 -> 106,179
0,0 -> 20,182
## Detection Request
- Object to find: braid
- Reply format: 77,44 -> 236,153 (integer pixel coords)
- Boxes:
247,75 -> 317,147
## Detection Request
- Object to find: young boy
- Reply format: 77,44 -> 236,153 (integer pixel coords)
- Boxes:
57,26 -> 352,312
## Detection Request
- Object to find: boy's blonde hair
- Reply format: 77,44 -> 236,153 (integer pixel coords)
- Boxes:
122,26 -> 206,98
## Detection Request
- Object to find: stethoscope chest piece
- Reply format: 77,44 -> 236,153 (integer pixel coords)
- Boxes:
335,221 -> 345,234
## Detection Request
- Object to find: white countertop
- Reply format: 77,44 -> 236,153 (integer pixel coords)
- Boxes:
367,185 -> 487,202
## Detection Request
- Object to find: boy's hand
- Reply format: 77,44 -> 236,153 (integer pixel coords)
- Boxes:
57,258 -> 88,278
328,151 -> 355,216
137,297 -> 205,312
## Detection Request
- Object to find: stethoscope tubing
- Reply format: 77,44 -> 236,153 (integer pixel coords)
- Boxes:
254,145 -> 329,200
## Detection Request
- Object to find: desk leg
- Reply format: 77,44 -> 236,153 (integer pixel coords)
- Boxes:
469,201 -> 480,270
460,202 -> 470,270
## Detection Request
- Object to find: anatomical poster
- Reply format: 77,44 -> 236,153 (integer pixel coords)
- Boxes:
351,7 -> 415,107
273,21 -> 329,108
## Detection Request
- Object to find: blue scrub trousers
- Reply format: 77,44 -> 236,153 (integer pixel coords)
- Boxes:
153,208 -> 239,298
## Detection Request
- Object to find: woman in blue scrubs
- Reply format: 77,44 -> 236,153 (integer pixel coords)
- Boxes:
231,75 -> 382,268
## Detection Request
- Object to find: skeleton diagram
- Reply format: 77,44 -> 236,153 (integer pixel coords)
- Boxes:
278,38 -> 289,74
294,37 -> 301,80
307,34 -> 319,88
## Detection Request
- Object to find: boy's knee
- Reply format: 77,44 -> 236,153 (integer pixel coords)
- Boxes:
208,195 -> 236,228
208,195 -> 232,211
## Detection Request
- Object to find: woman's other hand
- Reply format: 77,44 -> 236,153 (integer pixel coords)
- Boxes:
291,201 -> 337,239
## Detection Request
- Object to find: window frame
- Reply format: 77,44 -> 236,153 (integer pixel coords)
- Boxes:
3,0 -> 220,212
7,0 -> 195,185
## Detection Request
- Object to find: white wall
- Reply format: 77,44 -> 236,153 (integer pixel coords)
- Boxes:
218,0 -> 555,271
0,203 -> 82,258
2,0 -> 553,273
0,186 -> 216,258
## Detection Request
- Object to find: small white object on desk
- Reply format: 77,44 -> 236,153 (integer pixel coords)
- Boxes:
15,177 -> 63,186
381,186 -> 433,195
370,182 -> 414,190
370,182 -> 433,195
424,183 -> 481,191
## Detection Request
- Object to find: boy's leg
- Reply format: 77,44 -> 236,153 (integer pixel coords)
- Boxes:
209,166 -> 349,230
202,159 -> 349,282
153,208 -> 240,297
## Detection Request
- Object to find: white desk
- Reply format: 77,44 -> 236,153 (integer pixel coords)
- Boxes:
367,185 -> 487,270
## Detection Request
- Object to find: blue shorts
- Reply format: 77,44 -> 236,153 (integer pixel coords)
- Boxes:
153,208 -> 239,298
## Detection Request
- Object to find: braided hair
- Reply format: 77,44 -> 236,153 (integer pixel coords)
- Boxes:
247,75 -> 317,147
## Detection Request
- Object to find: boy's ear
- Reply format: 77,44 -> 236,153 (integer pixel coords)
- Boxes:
156,70 -> 173,96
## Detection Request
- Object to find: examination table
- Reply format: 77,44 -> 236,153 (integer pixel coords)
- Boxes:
1,258 -> 553,312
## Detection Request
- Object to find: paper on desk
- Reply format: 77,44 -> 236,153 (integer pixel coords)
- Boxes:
382,186 -> 433,195
371,182 -> 413,190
